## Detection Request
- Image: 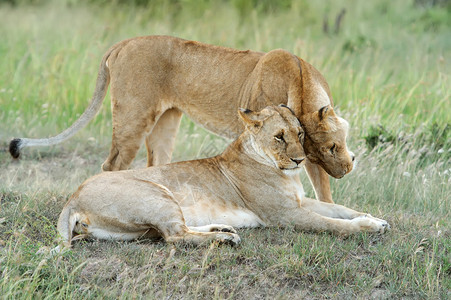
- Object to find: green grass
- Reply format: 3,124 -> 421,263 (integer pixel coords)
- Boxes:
0,0 -> 450,298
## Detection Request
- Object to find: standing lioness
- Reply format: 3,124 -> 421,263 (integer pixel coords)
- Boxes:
10,35 -> 355,203
57,105 -> 388,249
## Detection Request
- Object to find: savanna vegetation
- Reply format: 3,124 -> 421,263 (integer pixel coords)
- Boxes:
0,0 -> 449,298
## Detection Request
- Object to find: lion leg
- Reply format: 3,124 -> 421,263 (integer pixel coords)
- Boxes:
304,159 -> 333,203
150,199 -> 239,245
278,207 -> 389,235
147,209 -> 240,245
102,104 -> 160,171
188,224 -> 237,233
145,108 -> 183,167
301,197 -> 368,219
156,218 -> 240,245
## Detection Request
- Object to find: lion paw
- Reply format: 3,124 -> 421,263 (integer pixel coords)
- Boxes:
210,224 -> 237,234
217,232 -> 241,245
352,215 -> 390,234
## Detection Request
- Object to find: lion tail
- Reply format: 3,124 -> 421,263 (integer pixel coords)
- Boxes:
55,202 -> 80,250
9,42 -> 119,159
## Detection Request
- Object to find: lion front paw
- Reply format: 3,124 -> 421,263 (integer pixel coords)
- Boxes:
352,215 -> 390,234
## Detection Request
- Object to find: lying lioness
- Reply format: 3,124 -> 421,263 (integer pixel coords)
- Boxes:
57,105 -> 388,249
10,35 -> 355,204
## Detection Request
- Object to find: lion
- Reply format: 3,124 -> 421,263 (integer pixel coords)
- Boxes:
10,35 -> 355,203
55,105 -> 389,250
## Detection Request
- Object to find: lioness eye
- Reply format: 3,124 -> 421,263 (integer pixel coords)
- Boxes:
330,143 -> 336,154
298,131 -> 304,142
275,133 -> 285,143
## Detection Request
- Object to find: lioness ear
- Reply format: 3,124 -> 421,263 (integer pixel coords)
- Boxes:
318,105 -> 333,121
279,104 -> 296,115
238,108 -> 263,129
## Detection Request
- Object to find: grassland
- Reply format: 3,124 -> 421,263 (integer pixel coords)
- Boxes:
0,0 -> 450,298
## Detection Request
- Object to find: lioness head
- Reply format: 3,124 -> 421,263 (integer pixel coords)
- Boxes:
299,105 -> 355,178
238,105 -> 305,175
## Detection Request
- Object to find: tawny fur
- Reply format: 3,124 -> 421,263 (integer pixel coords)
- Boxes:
56,106 -> 388,250
11,35 -> 355,203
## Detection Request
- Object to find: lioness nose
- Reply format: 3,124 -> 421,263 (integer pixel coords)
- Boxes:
290,158 -> 304,165
349,151 -> 356,162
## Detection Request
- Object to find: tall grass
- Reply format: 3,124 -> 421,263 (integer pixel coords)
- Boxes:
0,1 -> 449,136
0,0 -> 450,298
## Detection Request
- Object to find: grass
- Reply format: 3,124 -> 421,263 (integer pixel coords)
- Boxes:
0,0 -> 450,298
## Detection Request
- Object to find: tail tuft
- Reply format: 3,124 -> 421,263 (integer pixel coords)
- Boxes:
9,138 -> 22,158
